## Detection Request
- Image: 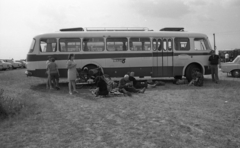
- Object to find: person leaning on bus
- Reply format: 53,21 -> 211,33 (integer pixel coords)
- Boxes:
208,50 -> 220,83
67,54 -> 78,95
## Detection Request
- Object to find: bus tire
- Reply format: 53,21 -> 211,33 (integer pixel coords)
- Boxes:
231,70 -> 240,77
83,64 -> 103,77
185,64 -> 201,82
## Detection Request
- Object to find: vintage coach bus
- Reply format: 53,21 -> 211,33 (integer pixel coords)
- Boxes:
26,27 -> 212,81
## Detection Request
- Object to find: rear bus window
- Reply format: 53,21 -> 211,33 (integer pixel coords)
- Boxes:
194,38 -> 209,50
130,38 -> 150,51
174,38 -> 190,51
40,38 -> 57,52
83,38 -> 104,52
29,39 -> 36,53
59,38 -> 80,52
107,37 -> 128,51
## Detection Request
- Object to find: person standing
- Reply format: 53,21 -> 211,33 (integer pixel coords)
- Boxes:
209,51 -> 220,83
47,58 -> 60,90
67,54 -> 78,95
46,56 -> 52,89
225,53 -> 229,62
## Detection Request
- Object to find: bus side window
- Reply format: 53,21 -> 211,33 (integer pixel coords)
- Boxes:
59,38 -> 81,52
157,39 -> 162,51
130,38 -> 150,51
168,39 -> 172,51
40,38 -> 57,52
174,38 -> 190,51
152,39 -> 157,51
106,38 -> 128,51
83,38 -> 104,52
163,39 -> 167,51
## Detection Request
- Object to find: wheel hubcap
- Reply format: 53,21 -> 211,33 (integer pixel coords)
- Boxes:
234,71 -> 240,77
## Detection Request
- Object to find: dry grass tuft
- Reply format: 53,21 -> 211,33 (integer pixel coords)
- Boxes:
0,89 -> 24,119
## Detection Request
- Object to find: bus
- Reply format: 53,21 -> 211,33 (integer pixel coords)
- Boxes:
26,27 -> 212,81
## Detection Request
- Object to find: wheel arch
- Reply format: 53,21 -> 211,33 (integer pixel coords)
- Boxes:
82,62 -> 104,74
183,62 -> 205,76
230,69 -> 240,77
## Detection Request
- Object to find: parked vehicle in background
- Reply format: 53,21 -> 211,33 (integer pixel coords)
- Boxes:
221,55 -> 240,77
16,60 -> 26,68
2,59 -> 22,69
0,60 -> 12,70
219,48 -> 240,63
0,64 -> 3,70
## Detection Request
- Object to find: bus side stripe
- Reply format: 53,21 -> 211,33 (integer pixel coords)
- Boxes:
27,52 -> 210,62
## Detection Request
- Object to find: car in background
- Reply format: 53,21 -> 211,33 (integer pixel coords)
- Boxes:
15,60 -> 26,68
2,59 -> 22,69
0,64 -> 3,70
0,60 -> 12,70
221,55 -> 240,77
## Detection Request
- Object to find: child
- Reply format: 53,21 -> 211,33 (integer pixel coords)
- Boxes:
47,58 -> 60,90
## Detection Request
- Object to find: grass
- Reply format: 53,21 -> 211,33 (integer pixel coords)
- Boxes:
0,69 -> 240,148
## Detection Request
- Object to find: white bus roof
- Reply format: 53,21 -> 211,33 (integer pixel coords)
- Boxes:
34,27 -> 208,39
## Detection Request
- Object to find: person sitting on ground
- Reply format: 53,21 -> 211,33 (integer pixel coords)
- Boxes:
92,71 -> 109,97
188,71 -> 204,86
129,72 -> 157,88
118,74 -> 146,96
173,78 -> 188,85
47,58 -> 60,90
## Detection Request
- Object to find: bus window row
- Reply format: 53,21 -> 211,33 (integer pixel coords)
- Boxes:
38,37 -> 210,53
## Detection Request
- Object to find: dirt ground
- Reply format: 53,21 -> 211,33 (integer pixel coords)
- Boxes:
0,69 -> 239,148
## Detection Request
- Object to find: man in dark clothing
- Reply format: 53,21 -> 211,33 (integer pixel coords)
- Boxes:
93,71 -> 109,96
118,74 -> 146,96
208,50 -> 220,83
129,72 -> 148,88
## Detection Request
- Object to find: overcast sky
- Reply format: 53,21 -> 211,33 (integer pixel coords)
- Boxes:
0,0 -> 240,60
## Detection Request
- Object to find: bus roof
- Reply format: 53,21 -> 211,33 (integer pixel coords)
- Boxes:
34,28 -> 208,39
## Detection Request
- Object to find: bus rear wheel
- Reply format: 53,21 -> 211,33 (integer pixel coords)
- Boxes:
231,70 -> 240,77
186,65 -> 201,82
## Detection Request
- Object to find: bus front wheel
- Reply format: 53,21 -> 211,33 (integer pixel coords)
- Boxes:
185,65 -> 201,82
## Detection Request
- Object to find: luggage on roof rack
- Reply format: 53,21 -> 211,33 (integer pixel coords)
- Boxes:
60,28 -> 84,31
160,27 -> 184,31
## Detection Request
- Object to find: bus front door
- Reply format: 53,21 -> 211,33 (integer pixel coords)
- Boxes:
152,38 -> 163,77
162,38 -> 173,77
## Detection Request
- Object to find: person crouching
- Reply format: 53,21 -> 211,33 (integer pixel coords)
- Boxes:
93,71 -> 109,97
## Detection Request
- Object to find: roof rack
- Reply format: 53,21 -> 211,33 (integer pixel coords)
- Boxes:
60,27 -> 84,31
86,27 -> 150,31
160,27 -> 184,31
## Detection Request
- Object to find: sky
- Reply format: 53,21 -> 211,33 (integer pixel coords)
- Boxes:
0,0 -> 240,60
